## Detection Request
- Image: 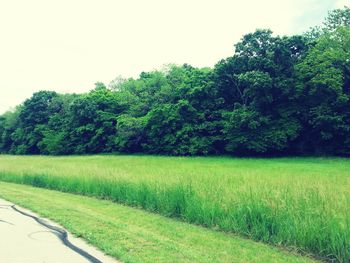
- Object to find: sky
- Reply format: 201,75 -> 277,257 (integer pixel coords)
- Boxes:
0,0 -> 348,114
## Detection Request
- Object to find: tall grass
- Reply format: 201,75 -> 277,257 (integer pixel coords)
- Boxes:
0,155 -> 349,262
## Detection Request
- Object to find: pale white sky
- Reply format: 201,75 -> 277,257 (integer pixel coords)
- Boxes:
0,0 -> 347,114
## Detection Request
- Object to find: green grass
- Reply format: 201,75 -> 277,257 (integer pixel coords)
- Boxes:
0,182 -> 317,263
0,155 -> 349,262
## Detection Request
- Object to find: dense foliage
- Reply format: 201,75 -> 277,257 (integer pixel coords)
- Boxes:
1,7 -> 349,156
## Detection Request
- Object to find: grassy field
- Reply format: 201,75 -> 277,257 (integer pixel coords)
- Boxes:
0,182 -> 317,263
0,155 -> 349,262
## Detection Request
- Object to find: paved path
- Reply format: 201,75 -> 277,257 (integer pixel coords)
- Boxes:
0,198 -> 118,263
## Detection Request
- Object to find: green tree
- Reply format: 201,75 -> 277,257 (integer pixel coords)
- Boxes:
10,91 -> 58,154
215,30 -> 307,154
295,27 -> 350,154
115,115 -> 147,152
0,109 -> 21,153
37,94 -> 78,155
0,7 -> 348,157
323,6 -> 350,31
68,84 -> 126,153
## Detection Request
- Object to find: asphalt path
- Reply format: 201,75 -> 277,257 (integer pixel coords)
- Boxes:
0,198 -> 118,263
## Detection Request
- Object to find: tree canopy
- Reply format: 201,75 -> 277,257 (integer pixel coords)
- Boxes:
1,7 -> 349,156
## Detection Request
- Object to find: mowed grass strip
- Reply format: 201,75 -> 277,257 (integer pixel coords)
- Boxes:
0,182 -> 317,263
0,155 -> 349,262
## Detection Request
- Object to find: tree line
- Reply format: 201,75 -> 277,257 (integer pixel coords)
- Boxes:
1,7 -> 349,156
